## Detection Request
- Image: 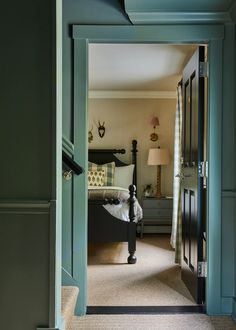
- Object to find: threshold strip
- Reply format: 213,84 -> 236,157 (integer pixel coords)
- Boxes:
87,305 -> 205,315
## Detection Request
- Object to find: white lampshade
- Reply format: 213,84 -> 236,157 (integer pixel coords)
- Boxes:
147,148 -> 170,166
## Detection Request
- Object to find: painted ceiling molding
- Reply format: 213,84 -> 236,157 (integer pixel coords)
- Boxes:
124,0 -> 234,24
89,90 -> 176,99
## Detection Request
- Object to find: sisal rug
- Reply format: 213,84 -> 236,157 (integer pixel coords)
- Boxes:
68,314 -> 236,330
88,235 -> 195,306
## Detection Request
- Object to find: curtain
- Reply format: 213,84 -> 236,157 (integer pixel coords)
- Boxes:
170,84 -> 183,264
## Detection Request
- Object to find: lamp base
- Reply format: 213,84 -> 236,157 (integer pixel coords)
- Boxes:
156,165 -> 162,198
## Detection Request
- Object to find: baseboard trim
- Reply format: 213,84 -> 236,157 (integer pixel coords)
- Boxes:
37,318 -> 65,330
87,305 -> 205,315
232,298 -> 236,322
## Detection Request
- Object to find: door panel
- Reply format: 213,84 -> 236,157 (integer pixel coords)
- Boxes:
62,176 -> 73,279
62,143 -> 79,286
183,189 -> 189,265
181,46 -> 205,304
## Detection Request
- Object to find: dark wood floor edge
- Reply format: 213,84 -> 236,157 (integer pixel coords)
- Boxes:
87,305 -> 206,315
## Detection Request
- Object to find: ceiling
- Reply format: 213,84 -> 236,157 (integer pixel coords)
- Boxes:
89,43 -> 197,92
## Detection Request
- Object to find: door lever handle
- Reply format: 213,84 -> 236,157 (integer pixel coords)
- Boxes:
62,151 -> 84,176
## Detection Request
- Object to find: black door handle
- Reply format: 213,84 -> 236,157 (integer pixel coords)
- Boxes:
62,151 -> 84,175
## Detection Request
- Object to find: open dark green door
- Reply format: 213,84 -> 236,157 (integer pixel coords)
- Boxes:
181,46 -> 206,304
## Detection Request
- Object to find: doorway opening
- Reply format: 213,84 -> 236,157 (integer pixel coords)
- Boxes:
86,43 -> 208,311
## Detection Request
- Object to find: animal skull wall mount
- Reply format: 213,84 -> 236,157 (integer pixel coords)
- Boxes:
98,120 -> 105,138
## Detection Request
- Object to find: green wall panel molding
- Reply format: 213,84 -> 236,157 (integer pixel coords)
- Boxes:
124,0 -> 233,12
73,24 -> 224,42
0,200 -> 62,330
0,201 -> 51,213
221,298 -> 233,315
0,203 -> 50,330
221,197 -> 235,298
222,191 -> 236,198
233,299 -> 236,322
126,11 -> 231,25
222,24 -> 235,191
124,0 -> 233,24
62,135 -> 74,156
0,0 -> 55,201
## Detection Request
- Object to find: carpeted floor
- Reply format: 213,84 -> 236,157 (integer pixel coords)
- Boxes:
88,234 -> 195,306
68,314 -> 236,329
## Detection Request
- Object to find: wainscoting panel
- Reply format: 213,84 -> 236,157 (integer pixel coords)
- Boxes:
221,192 -> 236,302
0,201 -> 53,330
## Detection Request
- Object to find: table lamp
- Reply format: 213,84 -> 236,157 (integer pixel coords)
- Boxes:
147,147 -> 170,198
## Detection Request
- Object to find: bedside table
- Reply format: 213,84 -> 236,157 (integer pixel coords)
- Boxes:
140,197 -> 173,238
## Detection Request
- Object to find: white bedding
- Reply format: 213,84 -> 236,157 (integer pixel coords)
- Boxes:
88,186 -> 130,200
88,186 -> 143,223
103,200 -> 142,223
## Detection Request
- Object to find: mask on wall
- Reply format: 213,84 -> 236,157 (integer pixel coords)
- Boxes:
98,121 -> 105,138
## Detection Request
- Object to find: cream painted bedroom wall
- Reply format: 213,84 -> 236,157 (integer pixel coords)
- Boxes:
88,98 -> 176,198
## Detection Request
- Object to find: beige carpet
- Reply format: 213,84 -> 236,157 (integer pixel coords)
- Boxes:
88,234 -> 195,306
69,314 -> 236,329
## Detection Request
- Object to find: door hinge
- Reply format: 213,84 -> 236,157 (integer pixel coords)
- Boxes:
198,261 -> 207,278
200,62 -> 209,78
198,161 -> 208,178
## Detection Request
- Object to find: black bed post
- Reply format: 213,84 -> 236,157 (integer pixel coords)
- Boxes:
127,184 -> 137,264
131,140 -> 138,187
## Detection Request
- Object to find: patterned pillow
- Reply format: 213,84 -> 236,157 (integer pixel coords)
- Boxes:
88,161 -> 115,186
88,170 -> 105,187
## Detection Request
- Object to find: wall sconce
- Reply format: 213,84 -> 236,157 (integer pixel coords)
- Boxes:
150,116 -> 159,141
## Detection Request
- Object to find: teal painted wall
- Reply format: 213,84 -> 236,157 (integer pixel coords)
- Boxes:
0,0 -> 61,329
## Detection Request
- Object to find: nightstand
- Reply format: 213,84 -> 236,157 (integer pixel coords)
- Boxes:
140,197 -> 173,238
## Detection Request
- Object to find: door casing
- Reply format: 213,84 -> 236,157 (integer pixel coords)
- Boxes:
72,24 -> 224,315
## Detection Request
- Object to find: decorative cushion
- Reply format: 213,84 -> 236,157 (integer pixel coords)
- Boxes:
114,164 -> 135,189
88,170 -> 105,187
88,161 -> 115,186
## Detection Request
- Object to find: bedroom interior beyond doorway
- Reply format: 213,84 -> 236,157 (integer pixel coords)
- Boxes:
85,43 -> 207,310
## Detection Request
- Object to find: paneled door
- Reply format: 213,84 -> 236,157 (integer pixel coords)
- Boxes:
181,47 -> 206,304
62,145 -> 84,286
